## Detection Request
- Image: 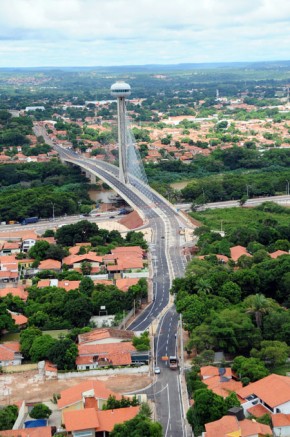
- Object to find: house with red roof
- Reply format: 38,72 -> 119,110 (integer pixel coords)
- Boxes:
272,413 -> 290,436
0,341 -> 23,366
9,311 -> 28,328
76,342 -> 136,370
0,427 -> 52,437
37,278 -> 80,292
0,286 -> 28,301
200,366 -> 243,399
62,252 -> 103,273
63,406 -> 139,437
270,250 -> 289,259
38,259 -> 61,271
57,380 -> 122,422
203,415 -> 272,437
237,374 -> 290,416
230,246 -> 252,263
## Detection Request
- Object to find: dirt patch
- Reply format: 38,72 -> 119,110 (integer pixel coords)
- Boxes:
0,371 -> 152,405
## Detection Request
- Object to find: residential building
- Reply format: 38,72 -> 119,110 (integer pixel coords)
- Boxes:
0,286 -> 28,301
76,342 -> 136,370
272,413 -> 290,437
9,311 -> 28,328
237,374 -> 290,415
0,341 -> 23,366
57,380 -> 122,422
203,415 -> 272,437
37,279 -> 81,291
0,428 -> 52,437
78,328 -> 134,345
63,406 -> 139,437
230,246 -> 252,262
38,259 -> 61,271
200,366 -> 243,398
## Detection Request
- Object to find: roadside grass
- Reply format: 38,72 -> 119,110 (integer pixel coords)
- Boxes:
190,206 -> 290,233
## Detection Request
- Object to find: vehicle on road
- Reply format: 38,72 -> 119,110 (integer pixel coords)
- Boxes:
154,367 -> 161,374
169,356 -> 178,370
109,215 -> 115,219
21,217 -> 39,226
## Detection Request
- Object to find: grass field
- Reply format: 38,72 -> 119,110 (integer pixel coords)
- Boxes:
1,329 -> 69,343
191,205 -> 290,233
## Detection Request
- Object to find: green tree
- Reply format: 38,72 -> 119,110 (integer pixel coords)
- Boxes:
20,326 -> 42,359
0,405 -> 18,431
30,403 -> 52,419
29,335 -> 56,362
29,240 -> 50,260
48,338 -> 78,370
79,276 -> 94,296
251,340 -> 289,368
244,294 -> 276,329
80,260 -> 92,275
110,414 -> 162,437
232,356 -> 269,382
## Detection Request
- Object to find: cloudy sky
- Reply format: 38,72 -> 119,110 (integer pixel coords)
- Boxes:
0,0 -> 289,67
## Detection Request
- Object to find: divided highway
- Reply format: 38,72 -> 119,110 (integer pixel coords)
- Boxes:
34,124 -> 190,437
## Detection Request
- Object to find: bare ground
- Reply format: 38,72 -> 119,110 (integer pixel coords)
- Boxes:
0,371 -> 152,405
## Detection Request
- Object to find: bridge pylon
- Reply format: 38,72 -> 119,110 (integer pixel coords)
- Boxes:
111,81 -> 131,184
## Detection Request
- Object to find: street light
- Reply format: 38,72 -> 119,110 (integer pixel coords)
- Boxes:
246,184 -> 251,198
286,180 -> 290,196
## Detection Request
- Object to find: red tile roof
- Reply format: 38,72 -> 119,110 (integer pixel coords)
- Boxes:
230,246 -> 251,262
64,408 -> 99,431
272,413 -> 290,427
78,328 -> 134,344
0,427 -> 52,437
247,403 -> 270,418
0,286 -> 28,300
64,407 -> 139,433
237,374 -> 290,408
10,312 -> 28,326
38,259 -> 61,270
57,380 -> 121,409
270,250 -> 289,259
116,278 -> 139,292
97,406 -> 139,432
0,342 -> 20,361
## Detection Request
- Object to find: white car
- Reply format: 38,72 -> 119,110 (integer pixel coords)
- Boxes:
154,367 -> 161,374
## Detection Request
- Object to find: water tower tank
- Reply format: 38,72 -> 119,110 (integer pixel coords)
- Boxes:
110,81 -> 131,98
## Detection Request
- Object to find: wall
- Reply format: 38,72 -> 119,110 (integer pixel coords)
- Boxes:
273,425 -> 290,437
13,401 -> 27,430
61,401 -> 83,422
122,272 -> 149,279
58,365 -> 149,380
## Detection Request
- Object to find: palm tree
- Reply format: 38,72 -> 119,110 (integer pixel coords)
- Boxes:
195,278 -> 213,295
244,293 -> 276,329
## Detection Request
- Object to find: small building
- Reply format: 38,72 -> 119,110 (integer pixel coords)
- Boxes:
0,342 -> 23,367
38,259 -> 61,271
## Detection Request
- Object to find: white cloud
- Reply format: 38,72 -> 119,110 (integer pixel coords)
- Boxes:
0,0 -> 289,66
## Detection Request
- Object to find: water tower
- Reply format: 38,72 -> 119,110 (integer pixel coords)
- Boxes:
111,81 -> 131,183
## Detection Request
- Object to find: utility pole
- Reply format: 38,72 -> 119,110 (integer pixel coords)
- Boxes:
286,180 -> 290,196
51,202 -> 55,221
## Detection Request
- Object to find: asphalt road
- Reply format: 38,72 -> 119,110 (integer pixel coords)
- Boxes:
0,212 -> 128,235
34,124 -> 189,437
176,194 -> 290,211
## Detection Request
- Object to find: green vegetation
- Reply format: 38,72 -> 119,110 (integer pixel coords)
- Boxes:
187,389 -> 240,436
0,161 -> 93,222
0,405 -> 18,431
133,331 -> 150,351
30,403 -> 52,419
111,409 -> 162,437
102,395 -> 140,410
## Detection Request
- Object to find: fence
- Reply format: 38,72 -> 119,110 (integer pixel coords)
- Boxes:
58,365 -> 149,380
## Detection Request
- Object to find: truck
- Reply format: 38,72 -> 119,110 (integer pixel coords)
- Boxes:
21,217 -> 39,226
169,356 -> 179,370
